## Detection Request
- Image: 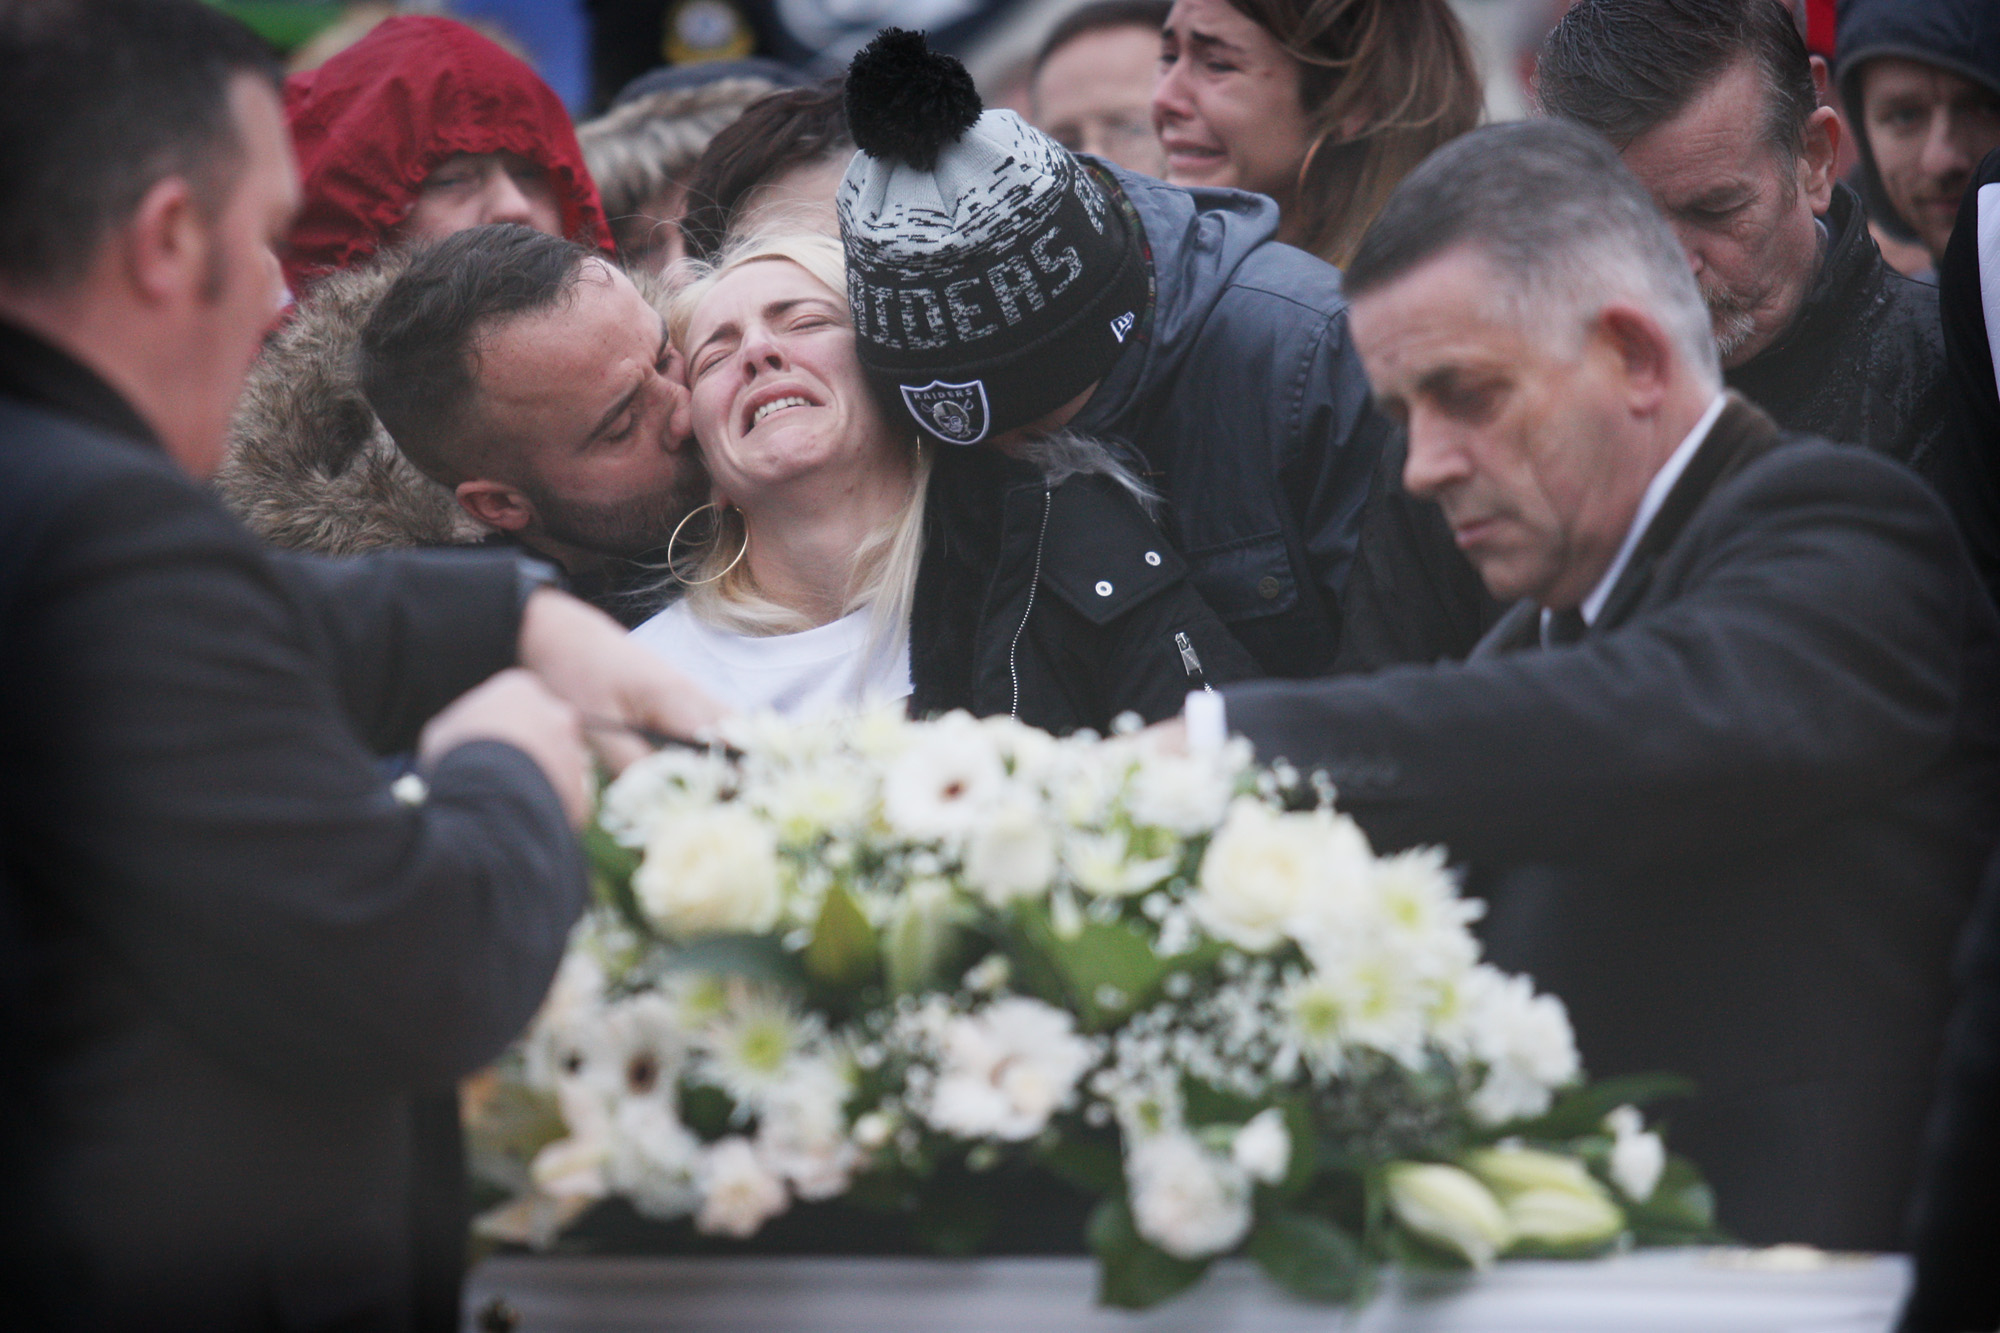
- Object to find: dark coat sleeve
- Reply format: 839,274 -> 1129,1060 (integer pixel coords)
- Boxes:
1220,447 -> 1983,866
267,547 -> 524,754
20,457 -> 584,1095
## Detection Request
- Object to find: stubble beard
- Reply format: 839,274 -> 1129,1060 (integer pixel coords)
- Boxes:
1701,278 -> 1761,363
521,461 -> 711,562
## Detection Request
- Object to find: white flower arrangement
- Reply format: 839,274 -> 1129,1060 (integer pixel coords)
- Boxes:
476,708 -> 1713,1309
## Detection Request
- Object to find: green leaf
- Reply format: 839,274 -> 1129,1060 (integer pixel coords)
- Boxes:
658,933 -> 805,989
678,1082 -> 737,1139
802,885 -> 878,990
581,822 -> 643,923
1016,903 -> 1172,1031
1492,1073 -> 1697,1141
1276,1097 -> 1321,1198
1087,1198 -> 1209,1309
1246,1210 -> 1375,1305
1038,1132 -> 1124,1195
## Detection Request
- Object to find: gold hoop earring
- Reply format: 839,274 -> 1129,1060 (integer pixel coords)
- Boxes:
667,502 -> 748,586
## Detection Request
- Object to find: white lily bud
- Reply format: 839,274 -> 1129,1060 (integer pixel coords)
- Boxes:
1385,1162 -> 1512,1268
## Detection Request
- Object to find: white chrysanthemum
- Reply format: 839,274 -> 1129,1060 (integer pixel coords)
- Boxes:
1126,1131 -> 1253,1259
633,803 -> 783,938
697,987 -> 819,1113
1283,946 -> 1433,1071
1371,846 -> 1483,977
1451,967 -> 1581,1125
1063,827 -> 1178,899
755,1059 -> 859,1201
924,997 -> 1097,1141
604,1096 -> 703,1220
881,713 -> 1006,842
962,797 -> 1058,905
1194,800 -> 1373,952
979,712 -> 1061,781
1604,1105 -> 1665,1202
1125,746 -> 1239,835
599,746 -> 732,846
694,1135 -> 790,1237
749,758 -> 875,845
1046,746 -> 1122,827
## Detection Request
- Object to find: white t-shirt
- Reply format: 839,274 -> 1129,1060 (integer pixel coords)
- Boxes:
630,600 -> 911,718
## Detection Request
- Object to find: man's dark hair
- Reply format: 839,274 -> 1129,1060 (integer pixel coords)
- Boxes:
1033,0 -> 1171,77
1346,119 -> 1719,378
1536,0 -> 1818,164
0,0 -> 281,288
678,79 -> 850,263
359,224 -> 594,485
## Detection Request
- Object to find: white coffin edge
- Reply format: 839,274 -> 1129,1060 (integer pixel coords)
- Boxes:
463,1248 -> 1910,1333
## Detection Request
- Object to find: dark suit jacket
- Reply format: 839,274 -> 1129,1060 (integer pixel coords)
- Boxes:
0,322 -> 587,1330
1223,395 -> 2000,1249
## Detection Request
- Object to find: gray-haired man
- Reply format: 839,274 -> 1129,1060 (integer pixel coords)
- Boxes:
1169,118 -> 2000,1250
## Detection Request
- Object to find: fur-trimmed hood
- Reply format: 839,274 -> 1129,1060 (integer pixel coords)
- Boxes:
218,253 -> 484,554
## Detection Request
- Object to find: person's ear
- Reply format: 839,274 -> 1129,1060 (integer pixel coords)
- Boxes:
1798,106 -> 1840,215
119,174 -> 211,307
1594,303 -> 1673,416
456,478 -> 536,532
1809,54 -> 1831,105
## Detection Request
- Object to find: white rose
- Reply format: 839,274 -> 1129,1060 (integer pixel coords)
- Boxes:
1604,1105 -> 1665,1202
1231,1108 -> 1292,1185
1194,800 -> 1374,952
882,714 -> 1006,842
1126,1131 -> 1253,1259
694,1135 -> 791,1238
962,797 -> 1058,905
1385,1162 -> 1512,1268
633,804 -> 783,938
924,997 -> 1096,1141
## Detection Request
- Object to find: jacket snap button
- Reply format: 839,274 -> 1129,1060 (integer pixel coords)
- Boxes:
1258,575 -> 1281,599
1144,551 -> 1162,566
1095,580 -> 1114,597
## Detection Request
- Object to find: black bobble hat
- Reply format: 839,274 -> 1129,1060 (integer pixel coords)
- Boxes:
836,28 -> 1148,446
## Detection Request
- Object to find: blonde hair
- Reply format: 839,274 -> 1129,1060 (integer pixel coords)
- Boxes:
666,231 -> 929,682
1227,0 -> 1482,268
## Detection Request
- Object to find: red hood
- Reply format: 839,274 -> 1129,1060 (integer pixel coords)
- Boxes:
282,15 -> 613,292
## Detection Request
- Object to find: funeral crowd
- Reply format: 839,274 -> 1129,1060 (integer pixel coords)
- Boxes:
3,0 -> 1999,1326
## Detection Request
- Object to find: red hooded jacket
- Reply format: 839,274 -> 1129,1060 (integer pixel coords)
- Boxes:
282,16 -> 613,292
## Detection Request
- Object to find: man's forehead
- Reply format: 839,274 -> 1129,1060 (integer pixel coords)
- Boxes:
1351,248 -> 1518,365
1619,60 -> 1777,199
477,265 -> 655,398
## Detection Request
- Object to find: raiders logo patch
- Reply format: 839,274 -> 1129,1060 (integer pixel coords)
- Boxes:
901,379 -> 991,445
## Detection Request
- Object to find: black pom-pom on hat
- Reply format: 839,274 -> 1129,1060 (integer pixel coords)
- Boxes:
844,27 -> 983,171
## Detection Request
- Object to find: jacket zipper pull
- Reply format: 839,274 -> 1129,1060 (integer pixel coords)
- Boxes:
1174,631 -> 1212,692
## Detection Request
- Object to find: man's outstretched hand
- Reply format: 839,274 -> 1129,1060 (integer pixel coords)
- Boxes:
516,587 -> 730,773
